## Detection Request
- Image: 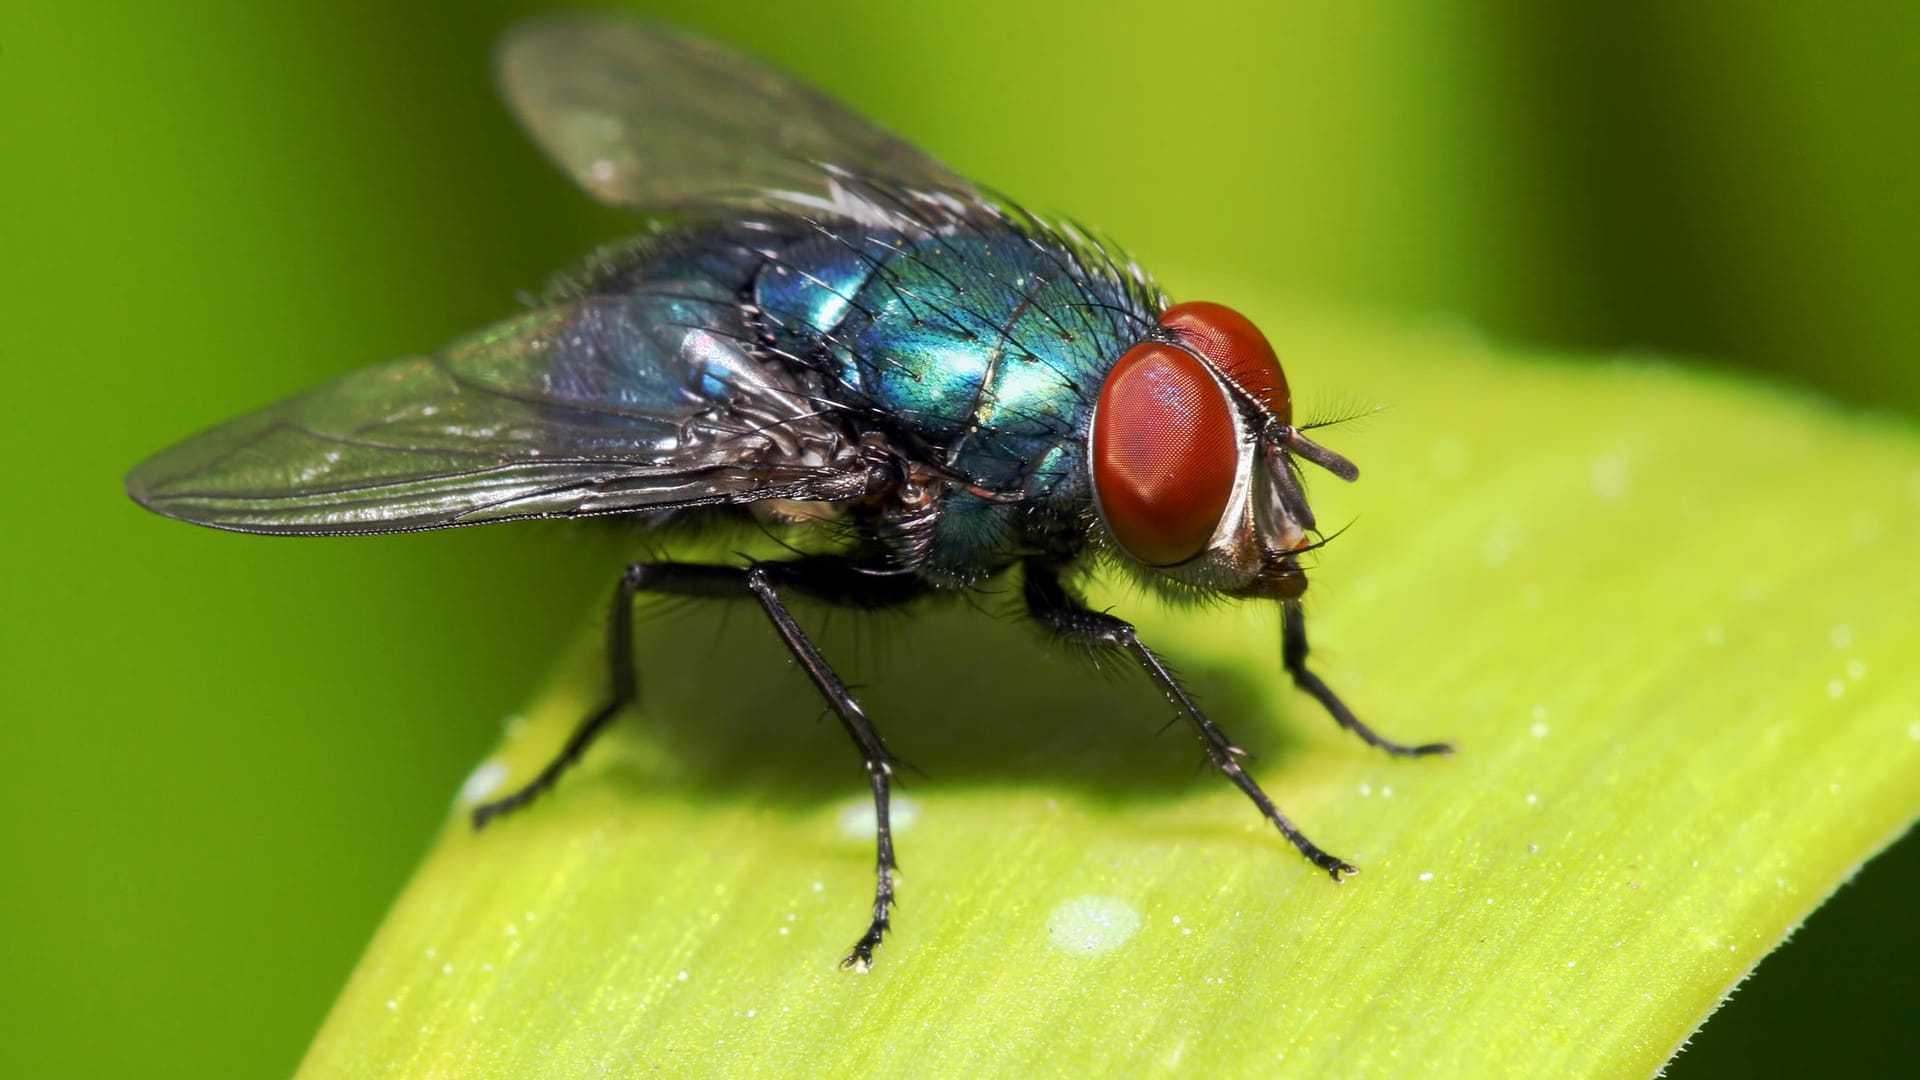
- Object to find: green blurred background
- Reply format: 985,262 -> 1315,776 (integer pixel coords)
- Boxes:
2,1 -> 1913,1076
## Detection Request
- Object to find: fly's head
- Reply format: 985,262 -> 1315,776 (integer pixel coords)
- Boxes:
1087,301 -> 1359,603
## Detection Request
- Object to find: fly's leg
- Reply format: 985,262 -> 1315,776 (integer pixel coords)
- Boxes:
1281,602 -> 1453,758
741,559 -> 924,970
471,555 -> 925,970
471,561 -> 656,829
1021,561 -> 1356,880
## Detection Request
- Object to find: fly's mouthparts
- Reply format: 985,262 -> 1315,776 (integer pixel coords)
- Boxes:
1263,443 -> 1317,533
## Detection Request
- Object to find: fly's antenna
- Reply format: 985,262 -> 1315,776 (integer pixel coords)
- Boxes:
1275,424 -> 1360,482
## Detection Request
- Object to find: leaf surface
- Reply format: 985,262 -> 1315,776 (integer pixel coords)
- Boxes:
300,303 -> 1920,1078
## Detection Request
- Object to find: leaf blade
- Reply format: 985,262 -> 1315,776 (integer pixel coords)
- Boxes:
299,304 -> 1920,1078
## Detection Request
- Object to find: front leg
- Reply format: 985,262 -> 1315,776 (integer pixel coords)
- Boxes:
1282,602 -> 1453,758
1021,561 -> 1357,880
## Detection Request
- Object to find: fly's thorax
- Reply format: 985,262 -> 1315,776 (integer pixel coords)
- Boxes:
749,227 -> 880,344
755,227 -> 1148,486
1087,302 -> 1355,601
740,214 -> 1171,585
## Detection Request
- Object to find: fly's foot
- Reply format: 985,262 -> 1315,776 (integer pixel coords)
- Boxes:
471,788 -> 539,830
841,922 -> 889,973
1305,848 -> 1360,881
1384,739 -> 1456,759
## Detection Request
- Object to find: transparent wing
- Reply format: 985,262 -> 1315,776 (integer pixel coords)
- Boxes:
125,295 -> 869,536
498,12 -> 973,214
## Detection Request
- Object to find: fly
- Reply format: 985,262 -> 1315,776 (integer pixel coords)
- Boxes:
124,12 -> 1452,970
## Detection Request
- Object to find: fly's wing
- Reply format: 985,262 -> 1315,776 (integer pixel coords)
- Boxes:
498,12 -> 973,215
125,291 -> 870,535
126,16 -> 970,536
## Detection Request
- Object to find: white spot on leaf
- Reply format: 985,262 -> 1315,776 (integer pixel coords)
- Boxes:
1590,454 -> 1631,499
459,759 -> 509,805
839,796 -> 918,839
1046,896 -> 1142,956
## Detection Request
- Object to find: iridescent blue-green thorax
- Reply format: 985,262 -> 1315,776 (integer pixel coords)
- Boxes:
752,219 -> 1158,577
569,211 -> 1161,580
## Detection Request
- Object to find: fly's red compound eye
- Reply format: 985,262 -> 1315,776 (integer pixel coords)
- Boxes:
1091,341 -> 1239,566
1158,301 -> 1291,425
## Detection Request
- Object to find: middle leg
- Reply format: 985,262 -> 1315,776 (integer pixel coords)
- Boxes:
740,558 -> 924,970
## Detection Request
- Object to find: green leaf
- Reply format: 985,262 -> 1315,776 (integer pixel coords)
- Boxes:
298,303 -> 1919,1078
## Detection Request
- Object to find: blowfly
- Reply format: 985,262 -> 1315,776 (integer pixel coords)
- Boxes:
125,13 -> 1452,970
